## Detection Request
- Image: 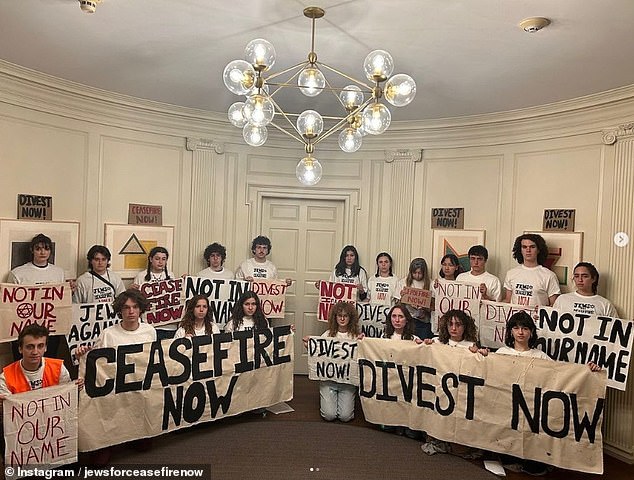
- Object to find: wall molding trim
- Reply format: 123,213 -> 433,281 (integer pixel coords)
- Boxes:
602,122 -> 634,144
186,137 -> 224,154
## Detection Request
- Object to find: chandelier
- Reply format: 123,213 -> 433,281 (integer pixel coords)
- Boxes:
223,6 -> 416,186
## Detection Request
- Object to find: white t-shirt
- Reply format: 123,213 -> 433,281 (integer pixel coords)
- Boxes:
456,271 -> 502,302
384,332 -> 421,342
321,330 -> 357,340
432,337 -> 475,349
367,275 -> 399,306
0,358 -> 72,396
8,262 -> 65,284
224,315 -> 270,333
503,264 -> 560,307
174,323 -> 220,338
235,258 -> 278,280
196,267 -> 235,280
73,270 -> 125,304
553,291 -> 617,317
329,267 -> 369,301
95,322 -> 157,348
495,345 -> 550,360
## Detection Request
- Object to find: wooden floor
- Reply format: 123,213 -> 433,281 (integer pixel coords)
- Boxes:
287,375 -> 633,480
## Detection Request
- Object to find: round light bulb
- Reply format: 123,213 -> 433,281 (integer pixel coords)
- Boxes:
296,156 -> 323,186
339,85 -> 364,110
385,74 -> 417,107
228,102 -> 247,127
245,39 -> 276,71
298,67 -> 325,97
223,60 -> 256,95
338,128 -> 362,153
363,50 -> 394,81
242,124 -> 268,147
361,103 -> 391,135
296,110 -> 324,138
242,94 -> 274,127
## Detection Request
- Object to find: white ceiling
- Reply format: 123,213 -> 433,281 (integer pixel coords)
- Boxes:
1,0 -> 634,122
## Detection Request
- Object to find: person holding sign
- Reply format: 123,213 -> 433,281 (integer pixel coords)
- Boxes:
395,258 -> 433,340
329,245 -> 369,302
303,301 -> 363,422
236,236 -> 292,286
132,246 -> 177,340
553,262 -> 617,316
73,245 -> 125,304
175,295 -> 220,338
197,242 -> 235,280
456,245 -> 501,301
503,234 -> 560,307
367,252 -> 399,306
437,253 -> 462,282
224,291 -> 270,332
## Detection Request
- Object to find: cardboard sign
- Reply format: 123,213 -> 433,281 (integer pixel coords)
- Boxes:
66,303 -> 121,365
0,283 -> 72,342
183,276 -> 250,328
139,278 -> 184,327
400,286 -> 432,309
77,326 -> 293,451
307,336 -> 359,385
431,208 -> 464,229
358,339 -> 606,474
249,278 -> 288,318
16,194 -> 53,221
3,383 -> 78,469
318,281 -> 357,321
543,209 -> 575,231
127,203 -> 163,225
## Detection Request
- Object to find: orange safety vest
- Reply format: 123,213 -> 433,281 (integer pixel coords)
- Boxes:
3,358 -> 64,394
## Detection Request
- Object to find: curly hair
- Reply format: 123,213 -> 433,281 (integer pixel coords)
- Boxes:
179,295 -> 216,336
228,291 -> 269,331
512,234 -> 548,265
383,304 -> 415,340
327,301 -> 361,337
203,243 -> 227,266
251,236 -> 272,255
437,309 -> 478,344
112,288 -> 150,315
504,311 -> 539,349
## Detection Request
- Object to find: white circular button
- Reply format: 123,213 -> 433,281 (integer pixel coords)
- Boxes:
614,232 -> 629,247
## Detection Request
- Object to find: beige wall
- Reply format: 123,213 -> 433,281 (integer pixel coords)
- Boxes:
1,61 -> 633,460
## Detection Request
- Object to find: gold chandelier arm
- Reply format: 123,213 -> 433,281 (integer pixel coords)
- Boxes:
269,95 -> 304,139
269,121 -> 306,144
313,97 -> 374,146
266,61 -> 309,81
318,62 -> 375,90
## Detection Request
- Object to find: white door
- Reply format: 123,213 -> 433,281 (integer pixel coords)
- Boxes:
262,197 -> 345,374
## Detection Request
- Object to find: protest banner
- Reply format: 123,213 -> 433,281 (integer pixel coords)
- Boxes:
478,300 -> 538,349
139,278 -> 184,327
432,280 -> 481,332
3,383 -> 78,469
77,325 -> 293,451
0,283 -> 72,342
66,303 -> 121,365
307,336 -> 359,385
183,276 -> 250,328
536,307 -> 633,390
356,302 -> 389,338
358,339 -> 606,474
248,278 -> 287,318
318,281 -> 357,321
399,286 -> 432,309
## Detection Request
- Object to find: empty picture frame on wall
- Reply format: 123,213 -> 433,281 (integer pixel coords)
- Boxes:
432,229 -> 486,279
104,224 -> 174,279
0,219 -> 80,281
525,231 -> 583,294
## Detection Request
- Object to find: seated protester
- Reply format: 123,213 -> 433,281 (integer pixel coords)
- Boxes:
302,301 -> 363,423
73,245 -> 125,304
175,295 -> 220,338
456,245 -> 502,301
8,234 -> 66,360
503,234 -> 560,307
197,242 -> 235,280
552,262 -> 617,317
236,235 -> 292,286
132,246 -> 177,341
224,291 -> 270,333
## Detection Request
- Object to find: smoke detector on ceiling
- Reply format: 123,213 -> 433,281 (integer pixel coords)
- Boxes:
79,0 -> 102,14
518,17 -> 551,33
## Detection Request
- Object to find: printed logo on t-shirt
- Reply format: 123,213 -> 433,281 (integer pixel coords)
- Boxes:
514,283 -> 533,305
93,286 -> 114,303
29,379 -> 43,390
573,302 -> 596,315
374,281 -> 390,301
253,267 -> 268,278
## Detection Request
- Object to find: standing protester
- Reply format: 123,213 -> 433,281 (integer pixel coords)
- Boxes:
236,235 -> 292,286
553,262 -> 617,316
456,245 -> 502,301
73,245 -> 125,304
197,242 -> 235,280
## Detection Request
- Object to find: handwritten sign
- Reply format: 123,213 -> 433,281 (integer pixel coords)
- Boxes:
318,281 -> 357,321
249,279 -> 287,318
17,194 -> 53,221
139,278 -> 184,327
400,286 -> 432,309
127,203 -> 163,225
431,207 -> 464,229
357,302 -> 389,338
432,280 -> 481,332
183,276 -> 250,328
543,209 -> 575,231
307,337 -> 359,385
3,383 -> 78,469
0,283 -> 72,342
66,303 -> 121,365
478,300 -> 538,349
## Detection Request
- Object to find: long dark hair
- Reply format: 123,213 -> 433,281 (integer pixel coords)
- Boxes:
512,234 -> 548,265
574,262 -> 600,294
504,311 -> 539,349
335,245 -> 363,277
383,304 -> 415,340
437,309 -> 478,344
144,246 -> 171,281
180,295 -> 216,336
374,252 -> 394,277
228,291 -> 268,331
439,254 -> 463,279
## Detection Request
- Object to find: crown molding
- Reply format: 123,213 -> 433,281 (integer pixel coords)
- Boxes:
602,122 -> 634,144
